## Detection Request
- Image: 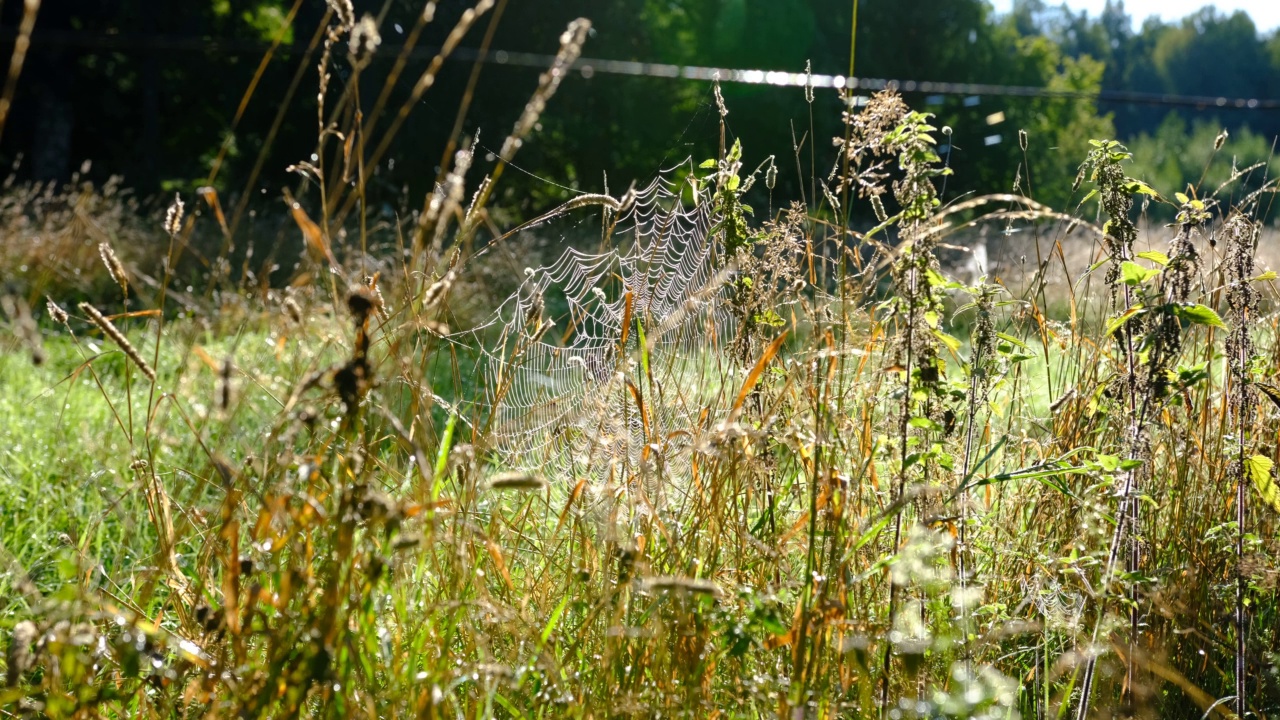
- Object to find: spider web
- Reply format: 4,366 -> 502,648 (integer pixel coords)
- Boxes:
480,172 -> 740,484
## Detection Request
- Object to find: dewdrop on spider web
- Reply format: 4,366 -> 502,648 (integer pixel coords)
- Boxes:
477,172 -> 741,485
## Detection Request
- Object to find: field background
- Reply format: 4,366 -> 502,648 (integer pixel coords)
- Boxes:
2,1 -> 1280,718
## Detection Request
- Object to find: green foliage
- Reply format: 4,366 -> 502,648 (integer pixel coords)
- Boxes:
1007,37 -> 1116,208
703,138 -> 754,257
7,3 -> 1280,718
1245,455 -> 1280,513
1127,115 -> 1280,216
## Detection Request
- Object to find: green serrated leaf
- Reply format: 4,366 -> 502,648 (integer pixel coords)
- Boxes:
1136,250 -> 1170,267
699,158 -> 718,169
908,417 -> 943,432
1125,179 -> 1159,197
934,330 -> 962,353
1172,303 -> 1226,329
1246,455 -> 1280,514
1106,304 -> 1146,336
1255,382 -> 1280,412
1121,261 -> 1160,286
995,332 -> 1028,349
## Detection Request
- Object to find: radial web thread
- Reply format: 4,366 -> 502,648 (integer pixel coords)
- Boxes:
482,173 -> 740,484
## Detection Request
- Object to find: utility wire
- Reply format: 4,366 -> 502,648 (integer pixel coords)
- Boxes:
5,27 -> 1280,110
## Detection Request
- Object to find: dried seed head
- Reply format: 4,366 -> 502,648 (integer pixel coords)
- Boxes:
524,291 -> 545,329
78,302 -> 156,382
422,270 -> 456,313
7,620 -> 38,683
218,357 -> 234,413
487,471 -> 547,491
422,320 -> 450,336
499,18 -> 590,160
1018,129 -> 1028,152
870,194 -> 889,223
98,242 -> 128,292
392,533 -> 422,550
365,274 -> 390,319
282,296 -> 303,325
804,60 -> 814,104
348,14 -> 380,69
46,297 -> 68,325
765,158 -> 777,191
326,0 -> 354,28
1215,129 -> 1229,151
164,194 -> 184,237
2,294 -> 44,366
347,287 -> 377,324
643,575 -> 721,597
714,80 -> 728,118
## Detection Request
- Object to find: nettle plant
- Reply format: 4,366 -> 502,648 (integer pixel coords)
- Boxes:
697,131 -> 787,362
864,104 -> 970,704
1073,139 -> 1226,717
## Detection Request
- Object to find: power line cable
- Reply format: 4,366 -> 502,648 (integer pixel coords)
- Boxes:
5,27 -> 1279,110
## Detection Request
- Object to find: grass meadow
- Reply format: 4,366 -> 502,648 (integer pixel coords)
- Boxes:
2,4 -> 1280,719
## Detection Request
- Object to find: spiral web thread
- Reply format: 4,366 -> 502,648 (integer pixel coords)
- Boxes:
482,173 -> 739,484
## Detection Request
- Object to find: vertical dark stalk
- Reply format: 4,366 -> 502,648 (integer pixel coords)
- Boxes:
1223,212 -> 1259,719
880,261 -> 916,716
1074,141 -> 1141,719
1077,156 -> 1206,718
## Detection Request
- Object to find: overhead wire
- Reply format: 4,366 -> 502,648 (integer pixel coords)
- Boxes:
5,27 -> 1280,110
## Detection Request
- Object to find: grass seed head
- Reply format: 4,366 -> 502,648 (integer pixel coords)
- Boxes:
98,242 -> 128,293
218,357 -> 234,413
499,18 -> 590,160
164,193 -> 184,237
348,14 -> 380,69
45,297 -> 68,325
2,294 -> 44,366
326,0 -> 354,28
643,576 -> 721,597
282,295 -> 303,325
487,471 -> 548,491
78,302 -> 156,382
421,270 -> 455,313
